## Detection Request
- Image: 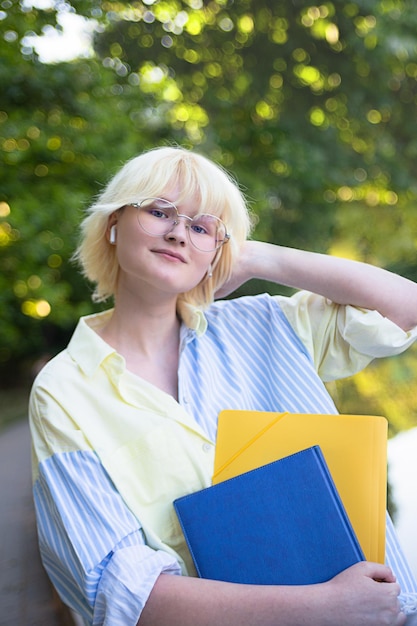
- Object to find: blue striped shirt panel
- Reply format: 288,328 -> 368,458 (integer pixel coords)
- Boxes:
34,450 -> 181,624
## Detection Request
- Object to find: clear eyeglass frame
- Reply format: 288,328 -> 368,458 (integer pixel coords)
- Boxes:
130,197 -> 230,252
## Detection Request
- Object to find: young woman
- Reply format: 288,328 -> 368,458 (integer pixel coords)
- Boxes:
29,146 -> 417,626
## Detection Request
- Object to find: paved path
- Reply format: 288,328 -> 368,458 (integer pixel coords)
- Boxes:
0,418 -> 72,626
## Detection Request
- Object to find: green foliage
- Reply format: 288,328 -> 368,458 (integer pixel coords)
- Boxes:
90,0 -> 417,252
0,0 -> 416,433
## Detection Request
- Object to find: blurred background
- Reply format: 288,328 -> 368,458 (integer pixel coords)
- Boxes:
1,0 -> 416,576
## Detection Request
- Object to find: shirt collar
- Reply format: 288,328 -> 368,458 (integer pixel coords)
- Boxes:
67,309 -> 122,378
67,304 -> 208,377
177,302 -> 208,336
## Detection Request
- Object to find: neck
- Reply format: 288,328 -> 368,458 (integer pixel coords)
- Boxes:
98,293 -> 182,398
99,289 -> 180,357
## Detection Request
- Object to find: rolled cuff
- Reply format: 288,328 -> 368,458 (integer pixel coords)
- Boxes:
341,306 -> 417,359
93,545 -> 181,626
277,291 -> 417,382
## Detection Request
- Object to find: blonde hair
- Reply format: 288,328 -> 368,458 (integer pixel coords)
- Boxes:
75,146 -> 254,310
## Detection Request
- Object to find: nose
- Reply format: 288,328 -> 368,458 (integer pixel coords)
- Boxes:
164,217 -> 188,244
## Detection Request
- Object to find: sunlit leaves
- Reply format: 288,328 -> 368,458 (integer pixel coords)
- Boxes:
333,347 -> 417,435
293,63 -> 323,89
1,0 -> 417,428
185,12 -> 203,35
270,17 -> 288,45
168,101 -> 209,141
238,15 -> 254,35
300,5 -> 341,49
0,201 -> 10,217
309,106 -> 327,127
21,298 -> 51,319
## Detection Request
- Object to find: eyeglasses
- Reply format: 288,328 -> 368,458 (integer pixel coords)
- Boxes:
131,198 -> 230,252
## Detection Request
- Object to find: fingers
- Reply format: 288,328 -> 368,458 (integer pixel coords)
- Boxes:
357,560 -> 398,584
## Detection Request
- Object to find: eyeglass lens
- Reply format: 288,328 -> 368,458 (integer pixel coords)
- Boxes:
136,198 -> 227,252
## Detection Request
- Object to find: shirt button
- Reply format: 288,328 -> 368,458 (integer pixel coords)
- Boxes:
202,443 -> 212,453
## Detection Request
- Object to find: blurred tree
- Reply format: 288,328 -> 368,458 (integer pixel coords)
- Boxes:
88,0 -> 417,256
0,1 -> 161,381
1,0 -> 416,434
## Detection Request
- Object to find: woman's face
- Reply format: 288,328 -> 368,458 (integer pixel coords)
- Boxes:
109,190 -> 218,301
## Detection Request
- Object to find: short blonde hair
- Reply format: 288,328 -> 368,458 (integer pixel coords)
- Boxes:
75,146 -> 254,309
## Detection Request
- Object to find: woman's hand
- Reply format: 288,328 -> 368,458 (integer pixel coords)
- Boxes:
317,561 -> 406,626
215,240 -> 264,298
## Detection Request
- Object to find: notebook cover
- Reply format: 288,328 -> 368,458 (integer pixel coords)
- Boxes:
213,410 -> 387,563
174,446 -> 365,585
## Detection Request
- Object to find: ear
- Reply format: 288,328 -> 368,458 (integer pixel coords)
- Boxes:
106,214 -> 118,245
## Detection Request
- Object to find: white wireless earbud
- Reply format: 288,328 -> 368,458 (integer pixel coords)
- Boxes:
109,225 -> 117,244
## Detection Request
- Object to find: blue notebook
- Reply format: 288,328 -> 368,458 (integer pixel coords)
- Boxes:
174,446 -> 365,585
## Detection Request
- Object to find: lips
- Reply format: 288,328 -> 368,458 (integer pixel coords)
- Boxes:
152,248 -> 186,263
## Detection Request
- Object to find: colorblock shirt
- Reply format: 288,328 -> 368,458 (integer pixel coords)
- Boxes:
29,291 -> 417,625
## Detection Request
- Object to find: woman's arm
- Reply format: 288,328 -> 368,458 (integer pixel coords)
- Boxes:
30,384 -> 181,625
217,241 -> 417,331
140,561 -> 405,626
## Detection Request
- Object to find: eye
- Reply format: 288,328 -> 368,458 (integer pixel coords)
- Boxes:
149,208 -> 170,219
191,216 -> 218,238
190,222 -> 209,235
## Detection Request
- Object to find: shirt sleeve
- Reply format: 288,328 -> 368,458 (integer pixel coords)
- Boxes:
276,290 -> 417,382
30,388 -> 181,626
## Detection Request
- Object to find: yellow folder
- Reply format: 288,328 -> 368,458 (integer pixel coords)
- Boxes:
213,410 -> 387,563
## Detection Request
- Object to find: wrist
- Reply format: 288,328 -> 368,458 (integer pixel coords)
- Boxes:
244,241 -> 286,284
